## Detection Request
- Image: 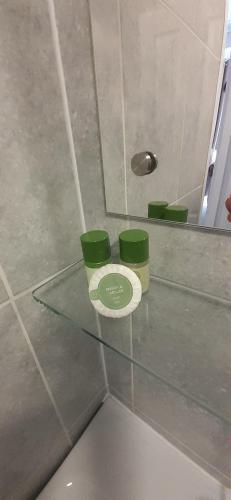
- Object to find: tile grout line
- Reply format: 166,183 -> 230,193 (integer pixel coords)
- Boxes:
0,260 -> 81,307
48,0 -> 110,393
170,184 -> 202,206
117,0 -> 128,215
96,312 -> 109,393
87,0 -> 110,215
130,314 -> 134,410
13,260 -> 80,301
117,0 -> 132,411
47,0 -> 86,234
0,264 -> 73,448
69,386 -> 106,434
159,0 -> 220,61
0,299 -> 10,310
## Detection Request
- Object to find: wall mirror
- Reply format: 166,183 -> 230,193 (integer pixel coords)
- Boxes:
89,0 -> 231,231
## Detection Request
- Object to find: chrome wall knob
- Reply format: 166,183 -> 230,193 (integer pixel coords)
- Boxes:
131,151 -> 158,176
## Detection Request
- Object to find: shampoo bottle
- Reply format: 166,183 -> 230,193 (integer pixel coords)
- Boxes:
80,230 -> 111,283
119,229 -> 149,293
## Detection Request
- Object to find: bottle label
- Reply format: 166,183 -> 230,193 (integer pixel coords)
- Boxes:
89,273 -> 133,310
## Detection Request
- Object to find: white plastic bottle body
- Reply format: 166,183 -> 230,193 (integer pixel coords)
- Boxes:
85,266 -> 97,284
120,260 -> 149,293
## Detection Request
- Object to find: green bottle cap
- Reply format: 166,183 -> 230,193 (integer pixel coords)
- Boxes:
119,229 -> 149,264
148,201 -> 168,219
163,205 -> 188,223
80,230 -> 111,268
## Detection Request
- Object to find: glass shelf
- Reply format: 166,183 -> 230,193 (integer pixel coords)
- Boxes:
32,258 -> 231,429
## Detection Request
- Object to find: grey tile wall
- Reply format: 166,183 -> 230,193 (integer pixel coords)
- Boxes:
89,0 -> 224,221
51,0 -> 231,488
17,294 -> 106,441
0,279 -> 8,304
0,0 -> 83,294
89,0 -> 127,214
177,30 -> 219,199
133,366 -> 231,487
100,216 -> 231,483
59,1 -> 231,468
129,219 -> 231,301
0,0 -> 230,496
132,280 -> 231,423
52,0 -> 131,414
163,0 -> 226,57
53,0 -> 123,241
0,0 -> 107,498
52,0 -> 231,478
100,316 -> 133,406
53,0 -> 108,227
0,304 -> 70,500
121,0 -> 220,217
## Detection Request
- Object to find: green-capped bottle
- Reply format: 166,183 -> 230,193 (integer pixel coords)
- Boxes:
119,229 -> 149,293
148,201 -> 168,219
80,230 -> 111,283
163,205 -> 188,223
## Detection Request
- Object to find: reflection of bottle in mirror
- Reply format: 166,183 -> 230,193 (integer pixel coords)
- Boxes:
119,229 -> 149,293
148,201 -> 168,219
163,205 -> 188,223
80,230 -> 111,283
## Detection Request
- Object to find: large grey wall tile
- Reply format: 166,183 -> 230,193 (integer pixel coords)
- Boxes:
163,0 -> 226,57
178,32 -> 219,198
0,303 -> 70,500
134,366 -> 231,486
0,277 -> 8,304
100,316 -> 132,355
0,0 -> 82,294
122,0 -> 219,218
53,0 -> 123,241
132,279 -> 231,423
100,316 -> 132,406
32,256 -> 131,406
53,0 -> 105,225
128,218 -> 231,301
34,264 -> 99,335
100,214 -> 231,301
17,293 -> 106,441
122,0 -> 183,216
105,347 -> 132,407
89,0 -> 126,214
